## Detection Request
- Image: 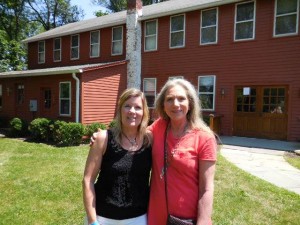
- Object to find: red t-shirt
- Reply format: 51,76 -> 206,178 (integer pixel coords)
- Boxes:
148,118 -> 217,225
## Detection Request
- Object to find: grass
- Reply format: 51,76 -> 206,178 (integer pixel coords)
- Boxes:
284,152 -> 300,170
0,138 -> 300,224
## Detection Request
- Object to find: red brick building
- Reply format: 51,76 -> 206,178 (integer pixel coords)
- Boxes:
0,0 -> 299,141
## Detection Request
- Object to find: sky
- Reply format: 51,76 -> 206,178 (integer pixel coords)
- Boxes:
71,0 -> 108,19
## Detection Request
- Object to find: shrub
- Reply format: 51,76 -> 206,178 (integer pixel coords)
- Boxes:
28,118 -> 52,141
9,117 -> 28,137
108,120 -> 116,128
84,122 -> 106,137
50,120 -> 67,144
55,122 -> 84,146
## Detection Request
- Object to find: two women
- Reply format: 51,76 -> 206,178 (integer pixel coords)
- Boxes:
84,79 -> 217,225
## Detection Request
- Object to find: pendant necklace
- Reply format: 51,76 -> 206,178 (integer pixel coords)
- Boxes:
122,132 -> 137,150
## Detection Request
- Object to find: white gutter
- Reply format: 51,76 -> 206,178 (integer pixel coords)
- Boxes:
72,72 -> 81,123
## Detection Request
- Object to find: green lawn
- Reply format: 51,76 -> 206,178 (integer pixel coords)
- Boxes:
0,138 -> 299,225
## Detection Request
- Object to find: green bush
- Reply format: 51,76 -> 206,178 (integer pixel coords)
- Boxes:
9,117 -> 28,137
55,122 -> 84,146
50,120 -> 67,144
108,120 -> 116,128
84,122 -> 106,137
28,118 -> 52,141
203,115 -> 210,126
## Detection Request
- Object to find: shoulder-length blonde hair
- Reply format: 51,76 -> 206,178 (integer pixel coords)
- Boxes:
155,79 -> 213,134
112,88 -> 150,146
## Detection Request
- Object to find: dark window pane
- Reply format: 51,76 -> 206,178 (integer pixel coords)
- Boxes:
264,88 -> 270,96
237,2 -> 254,21
278,88 -> 285,96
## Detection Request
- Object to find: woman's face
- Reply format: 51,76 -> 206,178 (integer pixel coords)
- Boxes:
164,85 -> 189,122
121,96 -> 143,128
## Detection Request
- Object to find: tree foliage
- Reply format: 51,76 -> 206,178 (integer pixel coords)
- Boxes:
93,0 -> 169,13
26,0 -> 84,31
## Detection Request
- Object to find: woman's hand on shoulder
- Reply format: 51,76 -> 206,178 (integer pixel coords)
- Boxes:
89,128 -> 102,146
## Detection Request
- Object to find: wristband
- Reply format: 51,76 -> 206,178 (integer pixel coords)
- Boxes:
90,221 -> 99,225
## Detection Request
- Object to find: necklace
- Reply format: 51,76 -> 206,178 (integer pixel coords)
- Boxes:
170,123 -> 189,139
122,132 -> 137,146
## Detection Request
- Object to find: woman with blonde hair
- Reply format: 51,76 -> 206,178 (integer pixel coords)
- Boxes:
83,88 -> 152,225
148,78 -> 217,225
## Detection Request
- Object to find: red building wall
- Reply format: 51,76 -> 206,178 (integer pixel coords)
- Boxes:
141,0 -> 300,141
27,25 -> 127,69
81,62 -> 127,125
0,75 -> 77,123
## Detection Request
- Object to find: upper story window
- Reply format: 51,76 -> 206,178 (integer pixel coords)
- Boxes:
0,85 -> 2,109
38,41 -> 45,64
143,78 -> 156,108
170,14 -> 185,48
144,20 -> 158,51
112,26 -> 123,55
234,1 -> 256,41
71,34 -> 79,60
53,38 -> 61,62
198,76 -> 216,111
274,0 -> 299,37
201,8 -> 218,45
59,82 -> 71,116
90,30 -> 100,57
17,84 -> 25,105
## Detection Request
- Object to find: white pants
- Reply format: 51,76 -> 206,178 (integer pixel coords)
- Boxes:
84,214 -> 147,225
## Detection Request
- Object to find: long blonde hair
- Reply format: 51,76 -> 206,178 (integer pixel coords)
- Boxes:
155,79 -> 213,134
112,88 -> 150,146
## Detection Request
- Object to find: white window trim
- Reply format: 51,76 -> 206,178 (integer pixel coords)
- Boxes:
38,41 -> 45,64
144,19 -> 158,52
111,26 -> 123,56
59,81 -> 71,116
169,76 -> 184,80
90,30 -> 100,58
198,75 -> 216,111
143,78 -> 157,109
70,34 -> 80,60
234,1 -> 256,42
169,14 -> 186,49
200,7 -> 218,45
273,0 -> 299,37
53,38 -> 61,62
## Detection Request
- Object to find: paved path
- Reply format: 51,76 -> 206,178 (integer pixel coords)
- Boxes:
220,144 -> 300,195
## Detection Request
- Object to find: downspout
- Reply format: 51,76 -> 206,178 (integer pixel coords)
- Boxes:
72,72 -> 81,123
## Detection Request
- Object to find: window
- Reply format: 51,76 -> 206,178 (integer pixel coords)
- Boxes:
71,34 -> 79,60
112,26 -> 123,55
170,14 -> 185,48
236,87 -> 257,112
263,87 -> 285,113
38,41 -> 45,64
145,20 -> 157,51
169,76 -> 183,80
274,0 -> 299,36
198,76 -> 216,111
17,84 -> 24,105
59,82 -> 71,116
201,8 -> 218,45
53,38 -> 61,62
44,89 -> 52,109
90,30 -> 100,57
0,85 -> 2,109
235,1 -> 255,41
143,78 -> 156,108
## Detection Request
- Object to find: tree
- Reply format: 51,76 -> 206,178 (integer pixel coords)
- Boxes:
26,0 -> 84,31
92,0 -> 169,13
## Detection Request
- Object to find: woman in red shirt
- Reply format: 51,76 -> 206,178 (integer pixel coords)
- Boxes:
147,79 -> 217,225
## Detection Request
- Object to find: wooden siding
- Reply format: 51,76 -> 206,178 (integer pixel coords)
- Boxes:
0,74 -> 76,123
27,25 -> 126,70
81,62 -> 127,125
141,0 -> 300,141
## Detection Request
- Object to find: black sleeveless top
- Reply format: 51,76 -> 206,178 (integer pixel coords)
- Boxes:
94,129 -> 152,219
